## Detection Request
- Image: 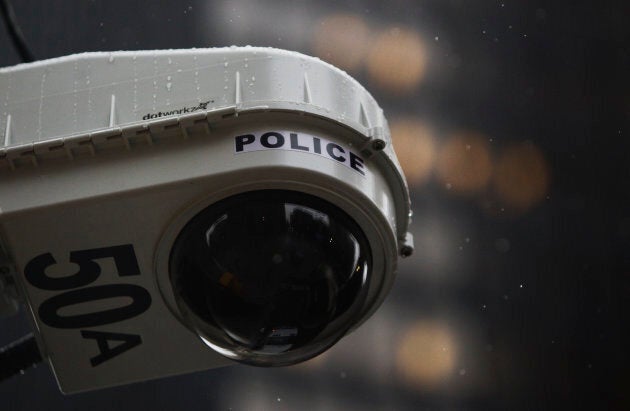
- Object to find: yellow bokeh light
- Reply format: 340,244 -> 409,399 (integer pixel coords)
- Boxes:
367,27 -> 428,94
493,142 -> 550,211
312,14 -> 371,72
396,321 -> 457,389
436,132 -> 493,194
390,118 -> 436,187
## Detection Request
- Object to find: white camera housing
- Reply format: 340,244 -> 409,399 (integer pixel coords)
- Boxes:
0,47 -> 413,393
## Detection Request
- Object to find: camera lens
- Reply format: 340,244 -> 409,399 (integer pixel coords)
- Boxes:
169,190 -> 372,366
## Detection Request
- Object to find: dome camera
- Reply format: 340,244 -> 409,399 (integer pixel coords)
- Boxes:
0,47 -> 413,393
169,189 -> 373,367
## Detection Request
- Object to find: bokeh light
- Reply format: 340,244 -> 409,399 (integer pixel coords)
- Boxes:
312,14 -> 371,72
436,132 -> 493,194
367,27 -> 428,94
493,142 -> 550,211
390,118 -> 436,187
396,320 -> 457,389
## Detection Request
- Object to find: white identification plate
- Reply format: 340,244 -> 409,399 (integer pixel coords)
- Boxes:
234,131 -> 367,176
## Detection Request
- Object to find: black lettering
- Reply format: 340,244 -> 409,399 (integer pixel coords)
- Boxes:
25,245 -> 139,291
326,143 -> 346,162
290,133 -> 309,151
350,152 -> 366,175
235,134 -> 255,152
38,284 -> 152,329
25,253 -> 99,291
261,132 -> 285,148
142,114 -> 150,120
81,330 -> 142,367
313,137 -> 322,154
71,245 -> 140,277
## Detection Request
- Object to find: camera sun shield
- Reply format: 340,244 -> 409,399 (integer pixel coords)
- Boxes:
0,47 -> 413,393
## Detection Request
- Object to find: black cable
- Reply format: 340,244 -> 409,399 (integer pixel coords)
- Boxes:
0,0 -> 35,63
0,333 -> 43,382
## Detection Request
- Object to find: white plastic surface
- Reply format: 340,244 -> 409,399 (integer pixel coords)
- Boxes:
0,48 -> 412,393
0,47 -> 410,244
1,47 -> 384,145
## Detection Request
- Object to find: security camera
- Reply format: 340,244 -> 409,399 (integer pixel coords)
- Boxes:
0,47 -> 413,393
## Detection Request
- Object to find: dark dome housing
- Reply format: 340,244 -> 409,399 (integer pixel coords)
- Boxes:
169,190 -> 372,366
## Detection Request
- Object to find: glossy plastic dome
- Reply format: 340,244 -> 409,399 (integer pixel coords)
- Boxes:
169,190 -> 372,366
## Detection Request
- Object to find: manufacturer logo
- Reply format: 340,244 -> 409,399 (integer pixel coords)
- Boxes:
142,100 -> 214,120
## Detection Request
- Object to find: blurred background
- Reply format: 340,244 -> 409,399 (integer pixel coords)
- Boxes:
0,0 -> 628,410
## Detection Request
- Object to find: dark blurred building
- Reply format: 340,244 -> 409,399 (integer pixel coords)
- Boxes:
1,1 -> 628,409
